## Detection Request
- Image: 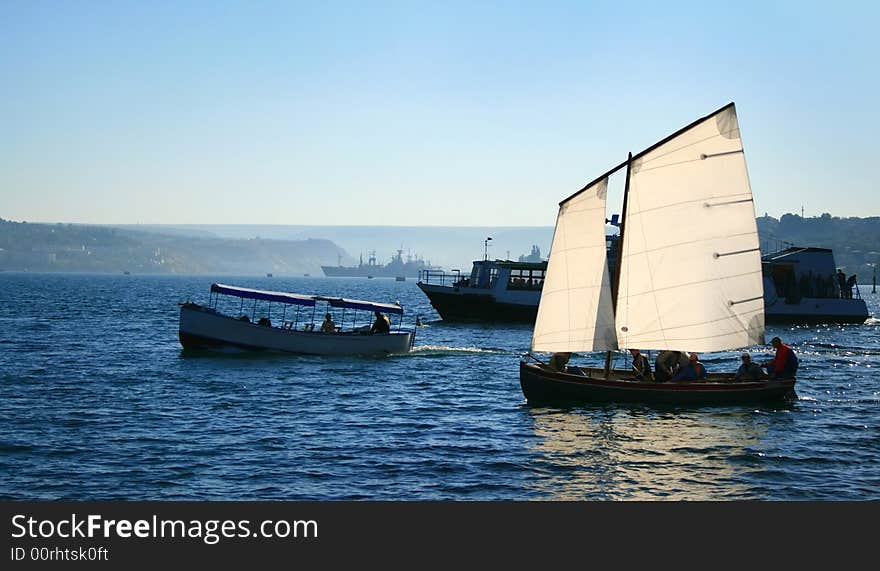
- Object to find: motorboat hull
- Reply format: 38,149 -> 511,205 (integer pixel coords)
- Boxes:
179,305 -> 414,356
417,283 -> 539,322
519,361 -> 796,406
764,296 -> 868,324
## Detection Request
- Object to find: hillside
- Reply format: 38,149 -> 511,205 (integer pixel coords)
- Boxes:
118,224 -> 557,271
4,213 -> 878,281
0,219 -> 346,275
757,213 -> 880,278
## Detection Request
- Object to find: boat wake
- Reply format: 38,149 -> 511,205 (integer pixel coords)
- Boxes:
406,345 -> 510,356
864,317 -> 879,325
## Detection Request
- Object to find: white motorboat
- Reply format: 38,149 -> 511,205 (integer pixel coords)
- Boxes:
179,284 -> 415,356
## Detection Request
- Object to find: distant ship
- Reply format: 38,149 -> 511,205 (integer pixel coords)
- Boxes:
322,249 -> 440,278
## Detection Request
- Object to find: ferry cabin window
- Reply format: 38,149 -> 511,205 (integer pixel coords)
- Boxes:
489,267 -> 500,287
472,265 -> 491,288
508,268 -> 545,290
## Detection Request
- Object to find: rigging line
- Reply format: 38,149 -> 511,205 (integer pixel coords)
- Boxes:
621,267 -> 763,296
630,306 -> 764,343
564,198 -> 608,213
634,146 -> 744,174
542,286 -> 605,298
626,329 -> 765,346
557,243 -> 607,254
620,308 -> 765,342
628,232 -> 760,258
628,102 -> 735,165
626,192 -> 754,217
635,131 -> 727,166
632,156 -> 706,174
624,324 -> 766,345
714,247 -> 762,258
551,205 -> 573,347
537,321 -> 610,335
627,176 -> 672,351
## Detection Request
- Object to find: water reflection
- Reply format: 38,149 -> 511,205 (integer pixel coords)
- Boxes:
523,404 -> 774,500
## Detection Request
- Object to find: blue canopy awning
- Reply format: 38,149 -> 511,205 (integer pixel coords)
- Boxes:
317,296 -> 404,315
210,284 -> 316,307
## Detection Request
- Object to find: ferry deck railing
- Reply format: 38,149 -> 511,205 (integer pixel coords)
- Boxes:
419,269 -> 466,287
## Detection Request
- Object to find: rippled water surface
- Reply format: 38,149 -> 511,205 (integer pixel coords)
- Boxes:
1,273 -> 878,500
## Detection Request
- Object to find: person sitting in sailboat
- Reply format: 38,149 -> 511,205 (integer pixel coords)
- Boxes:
734,353 -> 764,380
762,337 -> 799,379
549,352 -> 572,373
654,350 -> 689,382
320,312 -> 336,333
629,349 -> 654,382
669,353 -> 708,382
371,311 -> 391,334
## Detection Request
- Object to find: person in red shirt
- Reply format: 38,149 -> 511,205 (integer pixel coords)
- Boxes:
763,337 -> 799,379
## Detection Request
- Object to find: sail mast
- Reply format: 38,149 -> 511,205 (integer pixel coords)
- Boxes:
604,152 -> 632,377
612,152 -> 632,311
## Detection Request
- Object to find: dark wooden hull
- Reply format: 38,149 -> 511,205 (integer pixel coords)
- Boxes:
520,361 -> 797,406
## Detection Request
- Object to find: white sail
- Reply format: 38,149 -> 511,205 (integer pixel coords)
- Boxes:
531,178 -> 618,352
615,104 -> 765,352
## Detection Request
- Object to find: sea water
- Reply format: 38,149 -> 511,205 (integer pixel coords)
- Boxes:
1,273 -> 878,500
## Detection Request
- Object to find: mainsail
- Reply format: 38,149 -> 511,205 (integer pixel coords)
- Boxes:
531,177 -> 618,352
531,103 -> 764,355
616,104 -> 764,352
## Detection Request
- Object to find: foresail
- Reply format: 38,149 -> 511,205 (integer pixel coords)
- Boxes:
615,104 -> 765,352
531,178 -> 618,352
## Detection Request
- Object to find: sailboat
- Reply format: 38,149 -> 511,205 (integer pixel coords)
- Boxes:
520,103 -> 797,405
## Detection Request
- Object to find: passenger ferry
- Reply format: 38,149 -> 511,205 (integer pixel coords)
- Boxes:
762,245 -> 869,324
417,238 -> 619,322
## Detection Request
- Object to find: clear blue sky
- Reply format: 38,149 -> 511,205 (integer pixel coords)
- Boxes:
2,0 -> 877,226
